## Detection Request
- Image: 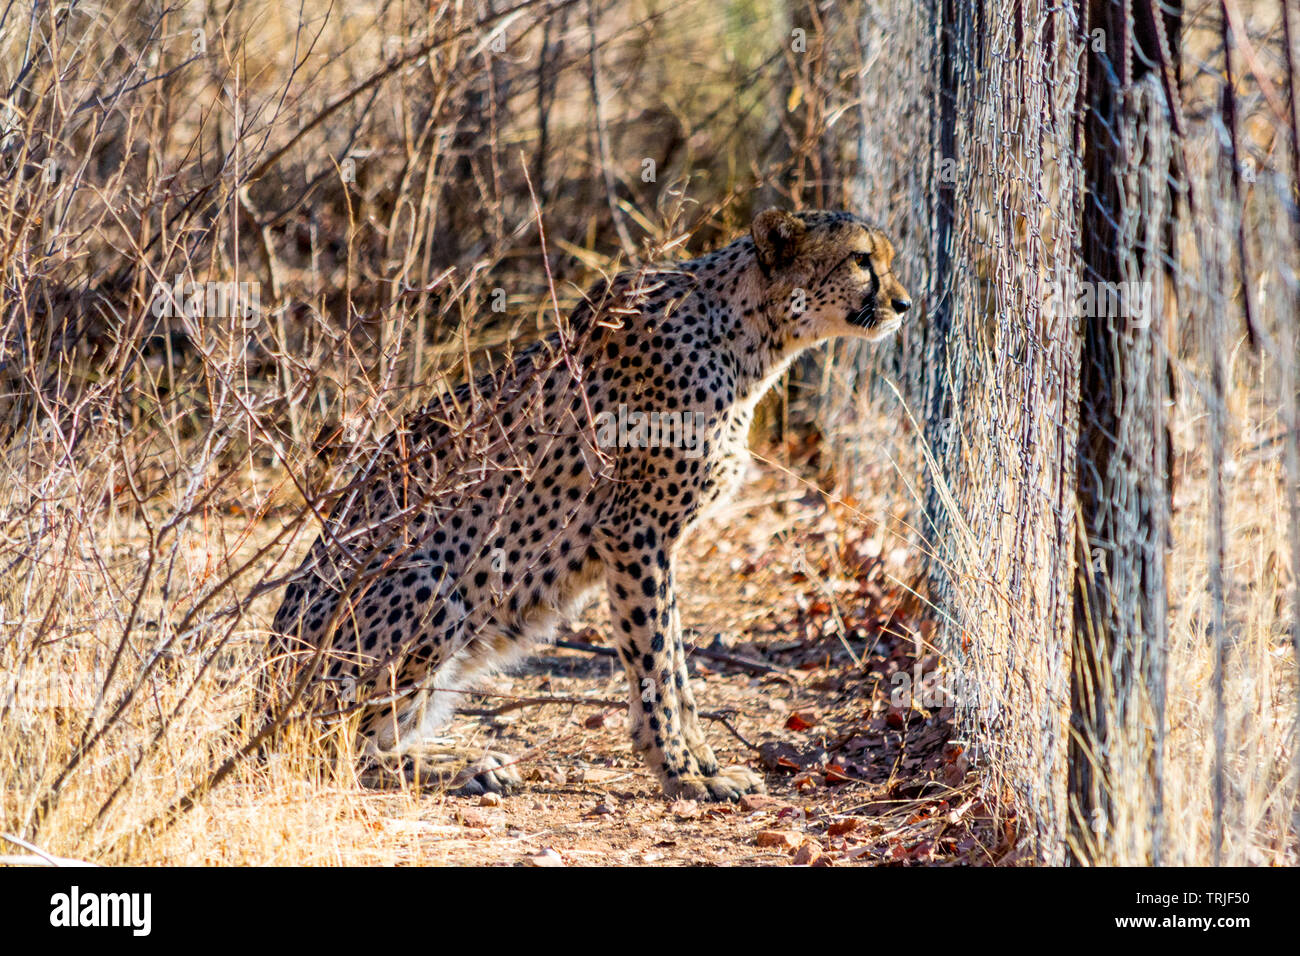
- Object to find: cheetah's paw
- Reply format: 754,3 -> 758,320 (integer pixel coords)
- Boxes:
365,749 -> 524,796
445,751 -> 524,796
664,765 -> 766,802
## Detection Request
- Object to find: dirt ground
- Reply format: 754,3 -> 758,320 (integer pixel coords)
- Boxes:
238,455 -> 1015,867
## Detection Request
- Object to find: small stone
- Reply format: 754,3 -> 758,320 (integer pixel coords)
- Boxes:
739,793 -> 779,812
534,766 -> 567,785
584,709 -> 617,729
479,793 -> 501,807
456,809 -> 491,828
526,848 -> 564,867
755,829 -> 804,851
669,799 -> 700,819
792,842 -> 823,866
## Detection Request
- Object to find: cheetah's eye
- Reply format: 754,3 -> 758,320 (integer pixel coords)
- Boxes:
853,252 -> 873,270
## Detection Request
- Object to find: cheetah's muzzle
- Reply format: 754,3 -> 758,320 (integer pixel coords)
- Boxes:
847,300 -> 876,329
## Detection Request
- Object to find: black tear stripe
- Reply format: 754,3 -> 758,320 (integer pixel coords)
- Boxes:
847,260 -> 880,328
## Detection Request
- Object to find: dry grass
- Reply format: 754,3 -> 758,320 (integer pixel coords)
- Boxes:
1159,365 -> 1299,866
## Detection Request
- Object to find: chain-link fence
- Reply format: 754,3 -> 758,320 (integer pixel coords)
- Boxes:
827,0 -> 1299,864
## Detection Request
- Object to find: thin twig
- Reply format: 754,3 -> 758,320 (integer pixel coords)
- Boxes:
0,833 -> 97,867
456,691 -> 760,750
553,636 -> 790,676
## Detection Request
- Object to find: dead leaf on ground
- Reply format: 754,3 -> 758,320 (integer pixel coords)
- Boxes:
785,710 -> 819,731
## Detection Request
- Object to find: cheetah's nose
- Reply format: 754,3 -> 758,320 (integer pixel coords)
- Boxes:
892,298 -> 911,314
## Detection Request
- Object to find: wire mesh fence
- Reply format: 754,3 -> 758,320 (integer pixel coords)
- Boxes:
833,0 -> 1299,863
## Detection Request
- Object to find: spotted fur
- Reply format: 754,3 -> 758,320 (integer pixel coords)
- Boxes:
268,208 -> 911,800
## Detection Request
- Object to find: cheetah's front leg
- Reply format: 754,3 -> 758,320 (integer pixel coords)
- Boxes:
599,527 -> 765,801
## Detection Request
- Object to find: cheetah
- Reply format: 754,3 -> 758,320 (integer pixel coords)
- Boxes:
267,208 -> 912,800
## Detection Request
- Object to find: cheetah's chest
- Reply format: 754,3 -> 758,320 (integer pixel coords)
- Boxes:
693,407 -> 755,519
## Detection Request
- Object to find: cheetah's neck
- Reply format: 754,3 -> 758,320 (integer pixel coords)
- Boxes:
686,240 -> 817,405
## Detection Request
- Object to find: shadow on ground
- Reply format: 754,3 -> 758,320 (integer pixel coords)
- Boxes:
414,460 -> 1018,866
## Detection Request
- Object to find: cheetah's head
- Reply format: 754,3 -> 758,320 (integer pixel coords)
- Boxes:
751,208 -> 911,344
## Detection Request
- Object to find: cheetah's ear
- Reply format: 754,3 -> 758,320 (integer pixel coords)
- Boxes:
751,208 -> 806,273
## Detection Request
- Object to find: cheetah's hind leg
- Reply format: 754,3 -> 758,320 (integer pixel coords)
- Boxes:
359,744 -> 524,796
